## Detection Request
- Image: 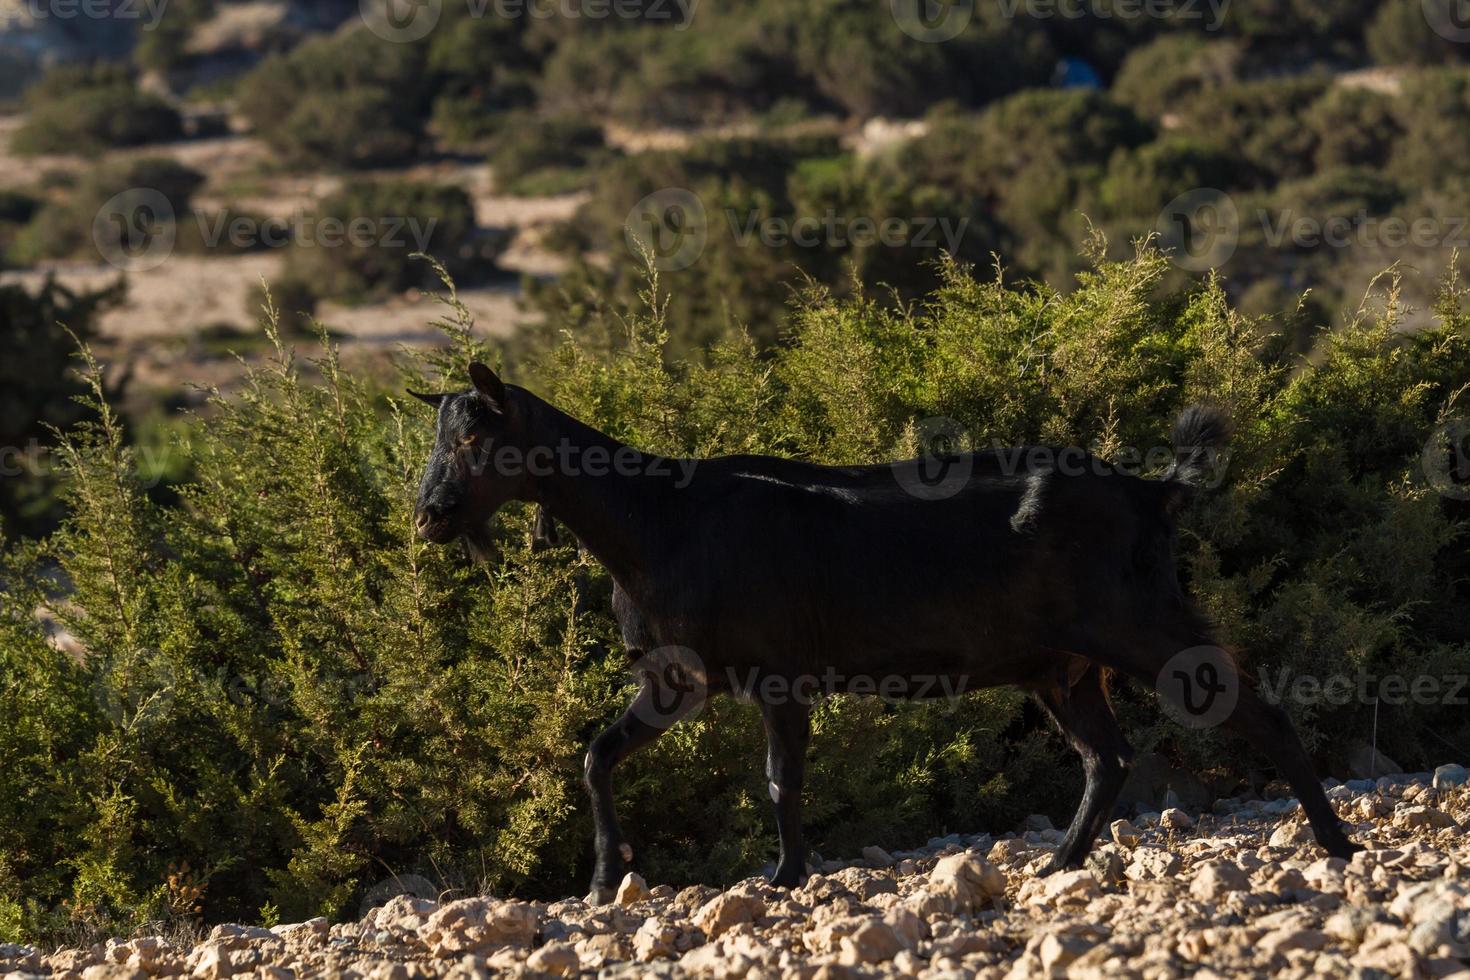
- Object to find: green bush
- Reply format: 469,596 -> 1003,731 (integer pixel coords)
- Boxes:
134,0 -> 218,73
236,30 -> 430,169
487,114 -> 614,196
11,64 -> 183,157
1367,0 -> 1470,66
537,0 -> 1053,125
9,158 -> 205,265
887,92 -> 1152,282
425,9 -> 539,144
536,133 -> 999,352
1222,0 -> 1377,41
286,182 -> 488,301
1111,34 -> 1246,121
787,0 -> 1053,118
5,245 -> 1469,945
1097,137 -> 1239,221
1306,85 -> 1403,171
0,190 -> 39,267
1175,77 -> 1331,188
1390,68 -> 1470,188
0,277 -> 123,539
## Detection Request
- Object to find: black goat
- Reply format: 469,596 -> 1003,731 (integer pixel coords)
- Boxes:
411,364 -> 1358,902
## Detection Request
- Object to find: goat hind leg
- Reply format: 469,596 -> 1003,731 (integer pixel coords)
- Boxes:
1145,637 -> 1359,859
1221,684 -> 1359,858
759,698 -> 811,889
1035,664 -> 1132,873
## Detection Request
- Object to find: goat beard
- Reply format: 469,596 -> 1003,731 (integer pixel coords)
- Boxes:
458,520 -> 497,564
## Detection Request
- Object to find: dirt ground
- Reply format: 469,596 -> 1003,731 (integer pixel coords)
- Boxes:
5,773 -> 1467,979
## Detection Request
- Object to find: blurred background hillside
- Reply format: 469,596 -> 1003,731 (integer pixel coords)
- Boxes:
6,1 -> 1470,455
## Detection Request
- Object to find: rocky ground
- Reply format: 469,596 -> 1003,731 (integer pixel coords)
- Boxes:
4,766 -> 1468,980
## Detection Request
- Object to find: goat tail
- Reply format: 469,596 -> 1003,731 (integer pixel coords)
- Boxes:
1165,403 -> 1232,490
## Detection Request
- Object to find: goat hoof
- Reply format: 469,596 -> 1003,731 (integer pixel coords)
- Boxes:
1323,837 -> 1362,861
769,865 -> 805,890
584,885 -> 616,906
1039,855 -> 1080,876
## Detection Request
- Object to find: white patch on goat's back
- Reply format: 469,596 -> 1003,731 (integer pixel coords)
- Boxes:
1010,469 -> 1050,534
734,471 -> 859,504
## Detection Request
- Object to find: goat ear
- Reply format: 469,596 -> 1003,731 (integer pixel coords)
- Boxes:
468,362 -> 506,413
408,390 -> 446,408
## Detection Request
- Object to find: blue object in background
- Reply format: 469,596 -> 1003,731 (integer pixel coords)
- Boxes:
1053,57 -> 1103,90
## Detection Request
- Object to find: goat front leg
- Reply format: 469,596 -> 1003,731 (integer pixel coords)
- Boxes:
584,673 -> 698,904
759,698 -> 811,889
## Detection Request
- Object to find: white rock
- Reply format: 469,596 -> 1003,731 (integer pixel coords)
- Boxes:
1433,763 -> 1469,790
927,852 -> 1008,913
422,897 -> 538,955
632,919 -> 678,961
372,896 -> 436,935
1160,808 -> 1194,831
1268,820 -> 1316,848
693,889 -> 764,939
1108,819 -> 1140,848
1125,846 -> 1181,881
838,918 -> 904,964
615,872 -> 650,905
1040,869 -> 1101,906
1393,806 -> 1458,831
1189,860 -> 1249,901
525,941 -> 579,976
